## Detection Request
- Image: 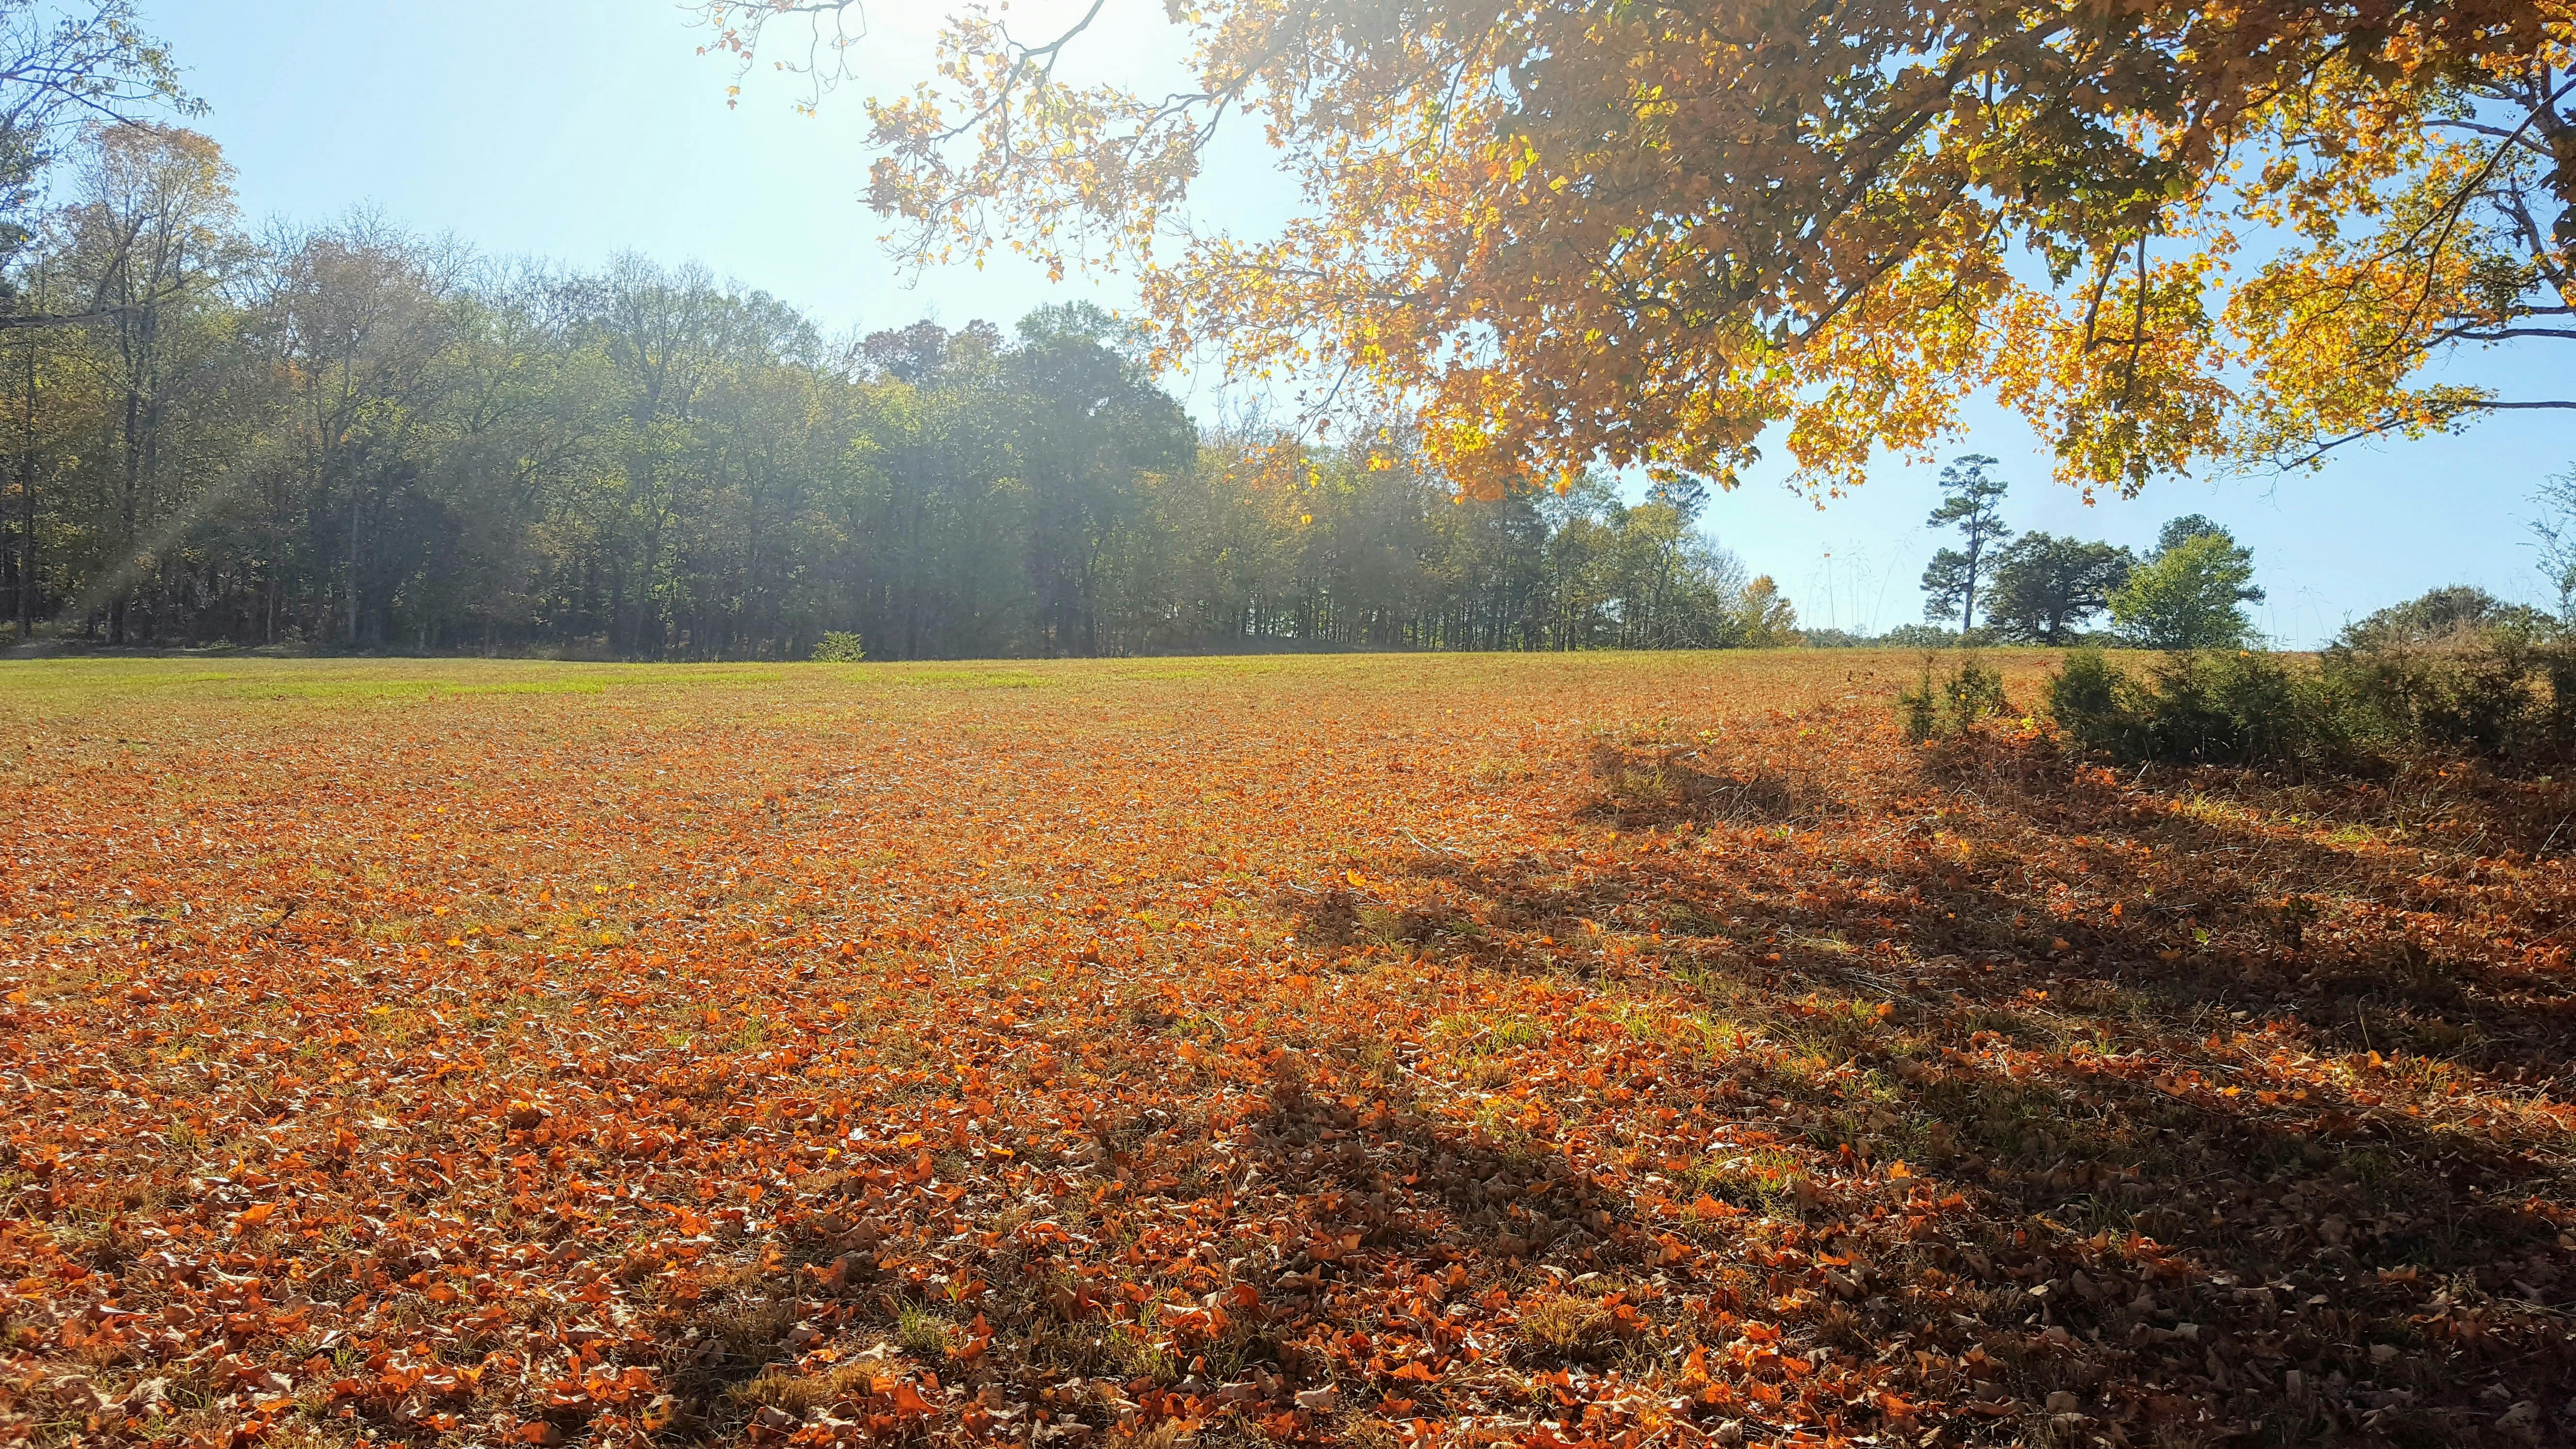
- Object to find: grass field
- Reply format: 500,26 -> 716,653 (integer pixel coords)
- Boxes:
4,651 -> 2574,1449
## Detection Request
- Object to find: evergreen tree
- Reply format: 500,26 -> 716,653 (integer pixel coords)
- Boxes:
1920,454 -> 2012,630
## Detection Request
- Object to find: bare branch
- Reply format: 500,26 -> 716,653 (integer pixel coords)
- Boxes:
2277,398 -> 2576,469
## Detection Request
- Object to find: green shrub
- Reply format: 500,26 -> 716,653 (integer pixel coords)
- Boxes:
2145,650 -> 2346,766
2324,626 -> 2575,762
2047,608 -> 2576,772
809,631 -> 867,663
1943,656 -> 2009,733
2044,649 -> 2141,756
1896,652 -> 2010,743
2045,649 -> 2345,768
2336,586 -> 2549,651
1895,663 -> 1940,743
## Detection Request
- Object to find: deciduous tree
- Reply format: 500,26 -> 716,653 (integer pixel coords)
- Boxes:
2111,521 -> 2266,649
692,0 -> 2574,497
1986,534 -> 2135,645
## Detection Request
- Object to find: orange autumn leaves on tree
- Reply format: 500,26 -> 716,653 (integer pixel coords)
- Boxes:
698,0 -> 2572,497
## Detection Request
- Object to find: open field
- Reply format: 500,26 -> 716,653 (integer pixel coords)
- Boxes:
4,652 -> 2576,1449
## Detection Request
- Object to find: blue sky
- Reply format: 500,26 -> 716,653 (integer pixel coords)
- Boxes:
155,0 -> 2570,644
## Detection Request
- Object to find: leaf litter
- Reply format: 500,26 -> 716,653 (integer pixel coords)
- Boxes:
3,654 -> 2574,1448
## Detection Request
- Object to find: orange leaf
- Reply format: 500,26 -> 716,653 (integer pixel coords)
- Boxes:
889,1380 -> 934,1415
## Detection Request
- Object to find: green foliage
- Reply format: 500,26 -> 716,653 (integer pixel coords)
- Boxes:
1895,666 -> 1941,744
0,129 -> 1809,661
1737,575 -> 1802,647
1876,622 -> 1982,650
2049,595 -> 2576,772
2044,650 -> 2130,751
2155,515 -> 2228,554
1944,656 -> 2009,728
1919,454 -> 2012,631
1985,533 -> 2134,644
1521,474 -> 1795,649
1896,652 -> 2010,743
2336,585 -> 2548,651
2324,593 -> 2575,761
2109,521 -> 2265,649
2047,649 -> 2345,768
809,631 -> 866,663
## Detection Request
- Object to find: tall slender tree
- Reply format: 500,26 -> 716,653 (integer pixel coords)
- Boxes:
1919,455 -> 2012,632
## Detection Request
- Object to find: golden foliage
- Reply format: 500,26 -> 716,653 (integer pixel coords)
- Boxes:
703,0 -> 2573,494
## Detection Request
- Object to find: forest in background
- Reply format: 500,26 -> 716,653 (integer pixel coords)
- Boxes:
0,124 -> 1796,660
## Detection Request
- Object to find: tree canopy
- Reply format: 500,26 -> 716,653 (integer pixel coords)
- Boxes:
1918,455 -> 2011,632
0,127 -> 1797,658
1985,533 -> 2136,645
0,0 -> 194,300
2110,522 -> 2267,650
697,0 -> 2573,499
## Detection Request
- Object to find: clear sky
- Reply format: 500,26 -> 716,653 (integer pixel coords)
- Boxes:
152,0 -> 2571,644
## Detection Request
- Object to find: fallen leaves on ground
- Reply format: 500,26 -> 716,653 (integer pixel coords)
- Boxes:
3,653 -> 2574,1448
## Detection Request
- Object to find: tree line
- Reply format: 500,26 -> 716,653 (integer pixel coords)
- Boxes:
0,124 -> 1804,660
1828,455 -> 2267,650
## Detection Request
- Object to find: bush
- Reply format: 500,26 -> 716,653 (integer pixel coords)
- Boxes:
1896,652 -> 2011,743
2045,649 -> 2345,768
2047,615 -> 2576,773
2337,586 -> 2548,651
2325,625 -> 2575,762
810,631 -> 867,663
1896,665 -> 1940,743
2044,650 -> 2123,734
1944,656 -> 2008,728
2320,586 -> 2569,760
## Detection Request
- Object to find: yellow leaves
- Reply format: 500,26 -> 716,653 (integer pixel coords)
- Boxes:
742,0 -> 2572,490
